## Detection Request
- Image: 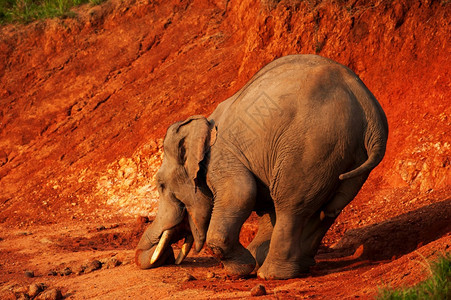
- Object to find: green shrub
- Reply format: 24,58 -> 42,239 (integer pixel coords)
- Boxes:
0,0 -> 105,24
377,252 -> 451,300
1,0 -> 39,23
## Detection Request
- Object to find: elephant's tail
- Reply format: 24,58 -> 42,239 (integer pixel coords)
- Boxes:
339,143 -> 386,180
338,70 -> 389,181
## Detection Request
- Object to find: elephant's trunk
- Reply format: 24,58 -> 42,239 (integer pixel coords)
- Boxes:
135,212 -> 195,269
135,224 -> 177,269
135,191 -> 188,269
135,245 -> 176,269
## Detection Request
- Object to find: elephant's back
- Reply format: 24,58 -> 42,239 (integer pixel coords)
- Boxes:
210,55 -> 356,126
229,55 -> 353,108
222,54 -> 362,128
244,54 -> 338,84
210,55 -> 369,186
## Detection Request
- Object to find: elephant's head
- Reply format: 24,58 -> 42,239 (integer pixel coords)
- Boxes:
135,115 -> 216,269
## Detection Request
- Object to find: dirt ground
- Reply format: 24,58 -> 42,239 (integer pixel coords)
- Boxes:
0,193 -> 450,299
0,0 -> 450,299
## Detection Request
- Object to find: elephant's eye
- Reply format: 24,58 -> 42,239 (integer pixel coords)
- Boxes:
158,182 -> 165,191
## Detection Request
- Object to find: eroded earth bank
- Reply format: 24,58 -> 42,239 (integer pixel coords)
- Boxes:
0,0 -> 450,298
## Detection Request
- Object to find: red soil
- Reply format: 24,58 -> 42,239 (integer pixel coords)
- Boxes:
0,0 -> 450,298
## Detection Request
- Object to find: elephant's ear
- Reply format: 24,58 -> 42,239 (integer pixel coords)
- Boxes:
175,115 -> 215,186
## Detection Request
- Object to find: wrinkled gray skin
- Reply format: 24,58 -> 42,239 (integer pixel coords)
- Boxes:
135,55 -> 388,279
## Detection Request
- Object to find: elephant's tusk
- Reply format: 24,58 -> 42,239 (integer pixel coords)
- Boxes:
175,235 -> 194,265
150,230 -> 172,265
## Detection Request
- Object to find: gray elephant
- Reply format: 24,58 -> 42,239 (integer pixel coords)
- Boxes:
135,54 -> 388,279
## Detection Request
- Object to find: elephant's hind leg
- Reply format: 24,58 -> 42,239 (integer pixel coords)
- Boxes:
299,173 -> 369,266
247,212 -> 275,269
257,154 -> 324,279
257,208 -> 311,279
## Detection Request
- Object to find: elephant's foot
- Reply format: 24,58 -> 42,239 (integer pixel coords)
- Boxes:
257,257 -> 313,280
223,248 -> 256,277
209,245 -> 256,277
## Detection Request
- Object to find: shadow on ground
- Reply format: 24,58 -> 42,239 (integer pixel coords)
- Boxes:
330,199 -> 451,261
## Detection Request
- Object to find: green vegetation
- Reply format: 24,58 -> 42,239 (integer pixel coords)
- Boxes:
377,253 -> 451,300
0,0 -> 105,24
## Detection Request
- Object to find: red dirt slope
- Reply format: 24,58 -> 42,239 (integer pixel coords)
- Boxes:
0,0 -> 450,299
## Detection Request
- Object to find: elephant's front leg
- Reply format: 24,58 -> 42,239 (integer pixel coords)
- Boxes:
206,170 -> 257,277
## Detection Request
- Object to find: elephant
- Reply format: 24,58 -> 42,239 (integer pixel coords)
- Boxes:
135,54 -> 388,279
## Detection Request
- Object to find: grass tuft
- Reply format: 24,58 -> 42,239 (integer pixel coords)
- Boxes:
377,252 -> 451,300
0,0 -> 106,24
